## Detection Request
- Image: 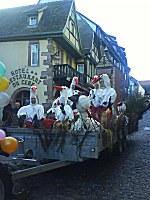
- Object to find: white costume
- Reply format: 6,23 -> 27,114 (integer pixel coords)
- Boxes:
90,74 -> 117,118
117,102 -> 126,114
17,104 -> 44,122
67,77 -> 82,108
47,85 -> 74,121
88,75 -> 103,121
17,86 -> 44,122
88,89 -> 103,107
101,74 -> 117,108
89,75 -> 103,107
55,96 -> 74,121
71,95 -> 100,131
47,86 -> 68,114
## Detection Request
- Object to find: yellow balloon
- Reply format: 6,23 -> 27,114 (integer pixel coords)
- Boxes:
1,137 -> 18,153
0,77 -> 9,91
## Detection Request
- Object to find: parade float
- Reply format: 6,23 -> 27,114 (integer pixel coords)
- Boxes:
0,68 -> 129,200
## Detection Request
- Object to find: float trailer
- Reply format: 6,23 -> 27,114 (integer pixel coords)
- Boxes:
0,124 -> 128,200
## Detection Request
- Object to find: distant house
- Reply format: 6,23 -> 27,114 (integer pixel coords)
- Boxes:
129,76 -> 145,96
128,77 -> 139,95
139,80 -> 150,97
138,83 -> 145,96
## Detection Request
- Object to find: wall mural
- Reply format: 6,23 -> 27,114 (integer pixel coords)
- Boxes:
9,67 -> 42,88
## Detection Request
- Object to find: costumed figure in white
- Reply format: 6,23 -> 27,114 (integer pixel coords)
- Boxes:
69,95 -> 100,131
88,75 -> 103,122
117,101 -> 129,125
117,101 -> 126,115
47,85 -> 68,117
43,85 -> 69,129
55,96 -> 74,122
92,74 -> 117,118
67,77 -> 82,109
17,86 -> 45,128
101,74 -> 117,118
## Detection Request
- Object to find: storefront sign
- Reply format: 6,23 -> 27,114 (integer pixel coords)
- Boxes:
9,68 -> 42,88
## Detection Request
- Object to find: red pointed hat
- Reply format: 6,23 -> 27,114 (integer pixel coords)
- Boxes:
53,86 -> 63,91
71,77 -> 78,86
31,86 -> 37,91
78,91 -> 82,95
117,102 -> 123,106
30,86 -> 38,103
91,75 -> 101,84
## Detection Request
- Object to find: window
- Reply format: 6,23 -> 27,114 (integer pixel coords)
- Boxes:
77,64 -> 84,74
53,49 -> 62,65
124,73 -> 127,80
31,44 -> 39,66
122,66 -> 125,73
16,90 -> 30,107
69,17 -> 75,36
29,16 -> 37,26
71,21 -> 75,35
28,42 -> 39,66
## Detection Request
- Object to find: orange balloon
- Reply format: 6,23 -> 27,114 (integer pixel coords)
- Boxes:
1,137 -> 18,153
0,77 -> 9,91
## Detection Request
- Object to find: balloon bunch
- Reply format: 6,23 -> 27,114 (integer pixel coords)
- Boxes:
0,129 -> 18,153
0,62 -> 10,108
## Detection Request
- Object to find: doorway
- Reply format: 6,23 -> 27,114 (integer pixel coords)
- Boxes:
11,87 -> 30,107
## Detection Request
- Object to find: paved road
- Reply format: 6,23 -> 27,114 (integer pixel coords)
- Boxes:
14,110 -> 150,200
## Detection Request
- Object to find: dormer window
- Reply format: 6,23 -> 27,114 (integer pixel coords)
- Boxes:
29,16 -> 37,26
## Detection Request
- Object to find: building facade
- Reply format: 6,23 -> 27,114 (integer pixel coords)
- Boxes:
0,0 -> 86,109
0,0 -> 130,110
76,12 -> 130,102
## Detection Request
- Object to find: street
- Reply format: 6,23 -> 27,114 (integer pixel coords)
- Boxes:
14,110 -> 150,200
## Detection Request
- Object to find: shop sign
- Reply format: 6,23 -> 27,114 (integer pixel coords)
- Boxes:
9,68 -> 42,88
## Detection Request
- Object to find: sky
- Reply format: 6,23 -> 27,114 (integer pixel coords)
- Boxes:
0,0 -> 149,81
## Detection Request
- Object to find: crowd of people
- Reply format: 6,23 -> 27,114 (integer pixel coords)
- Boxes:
1,75 -> 119,129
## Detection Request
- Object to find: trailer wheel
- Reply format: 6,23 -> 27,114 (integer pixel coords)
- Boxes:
0,164 -> 13,200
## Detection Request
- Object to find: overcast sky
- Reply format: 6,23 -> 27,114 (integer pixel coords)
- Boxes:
0,0 -> 149,81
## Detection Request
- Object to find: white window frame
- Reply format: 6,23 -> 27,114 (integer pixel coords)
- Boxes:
31,44 -> 39,66
29,16 -> 37,26
124,73 -> 127,80
77,64 -> 84,74
71,21 -> 75,35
